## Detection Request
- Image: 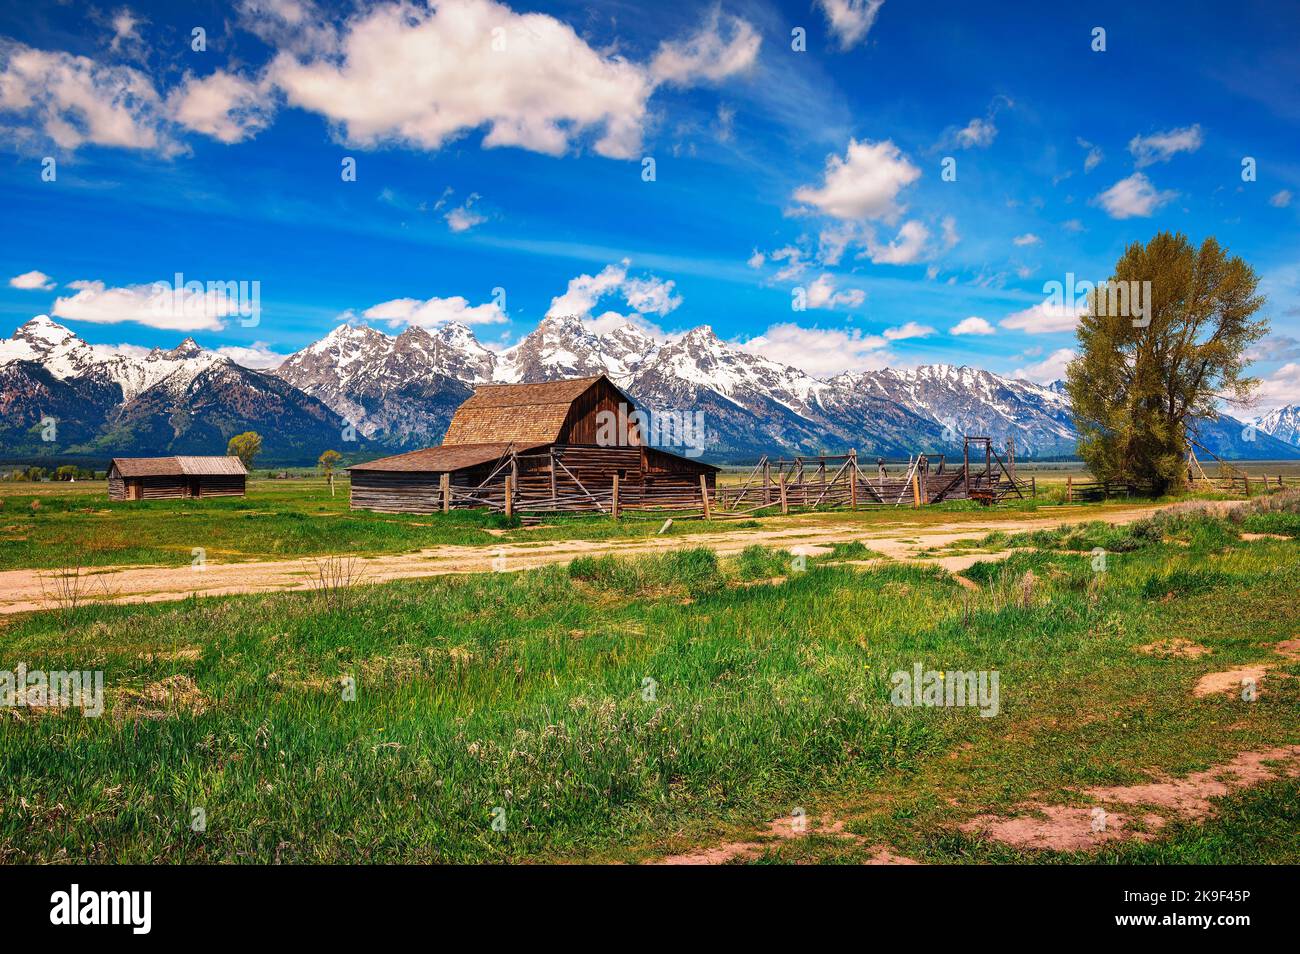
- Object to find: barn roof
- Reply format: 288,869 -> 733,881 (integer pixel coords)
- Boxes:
110,456 -> 248,477
442,374 -> 633,446
347,441 -> 549,473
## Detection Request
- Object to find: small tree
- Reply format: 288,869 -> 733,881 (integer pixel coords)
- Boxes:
227,431 -> 263,469
318,449 -> 342,496
1066,232 -> 1267,494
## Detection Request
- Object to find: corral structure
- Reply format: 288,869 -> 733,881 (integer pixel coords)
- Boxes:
348,375 -> 719,516
716,436 -> 1034,513
107,456 -> 247,501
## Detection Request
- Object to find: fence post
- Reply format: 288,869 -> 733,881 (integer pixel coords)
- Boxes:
699,474 -> 712,520
1031,476 -> 1037,498
441,472 -> 450,513
911,468 -> 921,508
1066,475 -> 1072,503
763,460 -> 771,505
504,476 -> 514,518
611,473 -> 620,520
849,450 -> 858,510
779,472 -> 788,515
1244,475 -> 1251,498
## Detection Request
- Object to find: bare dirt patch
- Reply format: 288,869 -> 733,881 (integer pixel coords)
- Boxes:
1139,638 -> 1210,659
655,813 -> 918,866
1193,667 -> 1269,697
961,746 -> 1300,852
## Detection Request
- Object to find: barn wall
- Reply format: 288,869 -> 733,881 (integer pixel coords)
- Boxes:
197,475 -> 246,497
139,476 -> 187,499
107,473 -> 126,500
350,471 -> 442,513
559,379 -> 642,446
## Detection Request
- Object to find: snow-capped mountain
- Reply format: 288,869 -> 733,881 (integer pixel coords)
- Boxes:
5,314 -> 1298,464
0,316 -> 350,462
1253,404 -> 1300,447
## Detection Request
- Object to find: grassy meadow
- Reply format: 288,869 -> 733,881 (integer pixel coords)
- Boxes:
1,492 -> 1296,863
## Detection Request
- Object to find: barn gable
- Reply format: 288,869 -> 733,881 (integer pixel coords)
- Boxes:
441,375 -> 642,447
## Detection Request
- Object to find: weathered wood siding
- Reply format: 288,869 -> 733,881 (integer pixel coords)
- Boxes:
558,378 -> 642,446
196,475 -> 246,497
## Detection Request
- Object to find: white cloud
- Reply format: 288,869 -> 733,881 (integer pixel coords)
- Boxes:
746,249 -> 765,269
940,215 -> 959,250
0,41 -> 182,155
951,316 -> 994,336
1270,189 -> 1293,208
649,9 -> 761,86
769,245 -> 808,282
51,279 -> 237,331
1254,362 -> 1300,413
815,0 -> 886,51
883,321 -> 934,341
864,219 -> 929,264
363,294 -> 505,328
804,272 -> 865,309
267,0 -> 758,162
1013,347 -> 1075,383
1013,233 -> 1041,247
1077,136 -> 1102,173
546,261 -> 681,318
167,69 -> 273,144
444,193 -> 486,233
8,270 -> 55,290
1061,218 -> 1085,233
1000,300 -> 1087,334
107,8 -> 147,57
217,341 -> 288,369
1095,172 -> 1177,219
953,116 -> 996,149
737,322 -> 892,374
1128,124 -> 1203,167
793,137 -> 920,223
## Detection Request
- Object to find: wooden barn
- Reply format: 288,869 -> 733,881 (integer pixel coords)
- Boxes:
107,456 -> 248,501
348,375 -> 718,515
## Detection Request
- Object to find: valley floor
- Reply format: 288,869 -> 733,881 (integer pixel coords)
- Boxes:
0,490 -> 1296,864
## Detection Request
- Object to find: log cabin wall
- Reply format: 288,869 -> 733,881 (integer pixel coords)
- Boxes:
196,475 -> 246,497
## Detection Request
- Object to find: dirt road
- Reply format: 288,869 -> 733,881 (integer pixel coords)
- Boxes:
0,502 -> 1179,615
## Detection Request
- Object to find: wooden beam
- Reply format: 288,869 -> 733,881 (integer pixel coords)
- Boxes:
441,472 -> 450,513
779,472 -> 788,515
699,474 -> 712,520
611,473 -> 620,520
912,467 -> 921,508
504,476 -> 513,518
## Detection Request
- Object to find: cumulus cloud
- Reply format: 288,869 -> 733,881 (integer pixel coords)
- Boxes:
746,249 -> 765,269
216,341 -> 289,368
444,193 -> 486,233
1254,362 -> 1300,413
1270,189 -> 1293,208
863,219 -> 929,264
951,316 -> 994,336
1013,233 -> 1041,246
793,137 -> 920,223
167,69 -> 273,143
363,293 -> 505,328
736,322 -> 892,375
546,261 -> 682,319
649,9 -> 761,86
51,279 -> 239,331
804,272 -> 865,309
952,116 -> 996,149
1128,124 -> 1203,167
1013,347 -> 1075,383
1095,172 -> 1177,219
815,0 -> 886,51
883,321 -> 934,340
8,270 -> 55,290
0,41 -> 182,155
1000,300 -> 1088,334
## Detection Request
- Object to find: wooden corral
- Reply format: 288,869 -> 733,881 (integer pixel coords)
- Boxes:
349,375 -> 719,516
107,456 -> 247,501
716,438 -> 1034,514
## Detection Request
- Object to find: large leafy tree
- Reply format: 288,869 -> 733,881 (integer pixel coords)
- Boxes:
227,431 -> 263,469
1066,232 -> 1267,493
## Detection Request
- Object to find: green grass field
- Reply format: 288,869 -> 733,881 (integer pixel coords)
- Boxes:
0,475 -> 1194,571
1,492 -> 1296,863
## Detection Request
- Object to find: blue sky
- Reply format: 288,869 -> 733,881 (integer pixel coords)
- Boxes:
1,0 -> 1297,408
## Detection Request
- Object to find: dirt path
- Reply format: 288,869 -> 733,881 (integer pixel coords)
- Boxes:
0,502 -> 1177,615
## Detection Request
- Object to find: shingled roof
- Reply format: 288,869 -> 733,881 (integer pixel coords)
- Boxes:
442,375 -> 630,446
346,441 -> 548,473
110,456 -> 248,477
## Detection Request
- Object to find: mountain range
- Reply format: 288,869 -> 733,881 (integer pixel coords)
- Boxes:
1,314 -> 1297,466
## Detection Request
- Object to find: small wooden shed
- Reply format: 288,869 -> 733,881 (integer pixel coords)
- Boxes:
349,375 -> 717,514
107,456 -> 248,501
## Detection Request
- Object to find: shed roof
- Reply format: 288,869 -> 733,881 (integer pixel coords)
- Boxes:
442,375 -> 631,446
347,441 -> 548,473
110,456 -> 248,478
